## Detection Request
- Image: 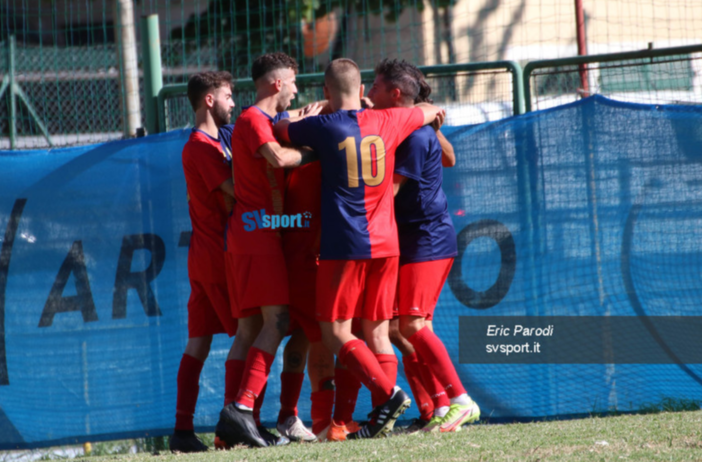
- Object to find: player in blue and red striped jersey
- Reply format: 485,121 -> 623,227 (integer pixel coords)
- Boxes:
171,71 -> 239,453
274,58 -> 443,439
368,59 -> 480,434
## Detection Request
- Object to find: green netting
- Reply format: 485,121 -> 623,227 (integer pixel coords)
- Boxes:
529,54 -> 702,112
2,0 -> 702,149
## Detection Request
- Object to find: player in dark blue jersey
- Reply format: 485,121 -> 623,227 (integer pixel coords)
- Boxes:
367,59 -> 480,433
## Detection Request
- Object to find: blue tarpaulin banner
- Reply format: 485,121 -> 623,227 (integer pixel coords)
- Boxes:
1,95 -> 701,448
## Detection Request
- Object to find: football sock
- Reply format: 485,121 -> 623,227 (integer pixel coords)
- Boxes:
434,405 -> 450,418
372,354 -> 398,408
402,353 -> 434,421
451,393 -> 471,406
311,378 -> 335,435
224,359 -> 245,406
175,354 -> 204,431
338,339 -> 394,405
333,367 -> 361,426
408,326 -> 467,399
417,355 -> 451,410
235,347 -> 274,410
278,371 -> 304,423
253,382 -> 267,426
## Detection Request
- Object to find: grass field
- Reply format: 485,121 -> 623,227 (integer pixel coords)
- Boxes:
82,411 -> 702,462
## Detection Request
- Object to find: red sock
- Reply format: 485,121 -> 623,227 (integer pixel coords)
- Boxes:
409,327 -> 466,399
417,357 -> 450,409
236,347 -> 274,409
278,371 -> 304,424
333,367 -> 361,425
175,354 -> 204,431
224,359 -> 245,406
372,354 -> 398,407
338,339 -> 394,405
311,377 -> 335,435
402,353 -> 433,421
253,382 -> 267,426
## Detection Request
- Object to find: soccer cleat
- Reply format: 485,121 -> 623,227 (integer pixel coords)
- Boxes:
217,403 -> 267,448
277,416 -> 317,442
345,421 -> 361,434
316,425 -> 330,442
169,431 -> 208,453
400,417 -> 430,434
439,401 -> 481,433
421,415 -> 445,433
257,426 -> 290,446
347,387 -> 411,440
213,436 -> 229,450
326,420 -> 348,442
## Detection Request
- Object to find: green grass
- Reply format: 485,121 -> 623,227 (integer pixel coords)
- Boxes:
78,411 -> 702,462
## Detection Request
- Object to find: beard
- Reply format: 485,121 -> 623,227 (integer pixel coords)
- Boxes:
213,102 -> 232,126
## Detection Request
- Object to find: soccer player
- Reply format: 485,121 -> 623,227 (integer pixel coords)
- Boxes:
171,71 -> 239,453
274,58 -> 443,439
216,52 -> 320,448
368,58 -> 480,433
280,160 -> 337,441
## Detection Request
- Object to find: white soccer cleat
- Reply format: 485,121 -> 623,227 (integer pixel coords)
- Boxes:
276,415 -> 317,442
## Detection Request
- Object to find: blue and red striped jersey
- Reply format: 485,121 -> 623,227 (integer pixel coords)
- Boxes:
394,125 -> 457,264
288,107 -> 424,260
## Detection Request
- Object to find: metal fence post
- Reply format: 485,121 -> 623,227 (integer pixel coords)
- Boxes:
8,36 -> 16,151
141,14 -> 163,135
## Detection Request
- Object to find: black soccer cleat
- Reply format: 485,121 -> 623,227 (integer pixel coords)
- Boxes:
218,403 -> 267,448
257,425 -> 290,446
348,387 -> 411,440
169,430 -> 208,453
400,417 -> 430,434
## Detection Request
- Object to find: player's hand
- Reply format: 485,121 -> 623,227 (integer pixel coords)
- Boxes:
300,102 -> 323,118
361,97 -> 374,109
431,109 -> 446,131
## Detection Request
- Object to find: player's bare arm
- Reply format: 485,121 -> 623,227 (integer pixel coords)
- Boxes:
258,141 -> 317,168
393,173 -> 408,197
286,100 -> 328,120
437,131 -> 456,167
416,102 -> 445,126
429,109 -> 456,167
218,178 -> 235,213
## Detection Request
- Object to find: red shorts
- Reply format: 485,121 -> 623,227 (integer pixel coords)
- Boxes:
316,257 -> 399,322
225,252 -> 289,319
286,255 -> 321,342
187,279 -> 238,338
395,258 -> 453,319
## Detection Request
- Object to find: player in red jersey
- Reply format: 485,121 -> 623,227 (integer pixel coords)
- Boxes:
171,71 -> 239,453
275,58 -> 443,439
216,52 -> 320,449
368,59 -> 480,434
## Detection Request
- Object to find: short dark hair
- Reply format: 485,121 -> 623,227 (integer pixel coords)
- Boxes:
251,52 -> 299,82
374,58 -> 433,104
187,71 -> 233,111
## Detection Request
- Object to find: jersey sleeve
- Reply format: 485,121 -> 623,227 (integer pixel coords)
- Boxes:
194,141 -> 232,192
394,107 -> 425,141
287,117 -> 320,150
394,131 -> 426,181
244,113 -> 278,156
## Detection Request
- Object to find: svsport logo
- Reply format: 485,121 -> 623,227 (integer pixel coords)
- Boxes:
242,209 -> 312,231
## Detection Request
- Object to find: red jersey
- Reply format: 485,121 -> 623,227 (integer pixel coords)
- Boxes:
227,106 -> 288,255
182,128 -> 232,283
287,107 -> 424,260
282,162 -> 322,269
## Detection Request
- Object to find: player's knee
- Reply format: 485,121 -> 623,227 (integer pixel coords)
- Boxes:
399,316 -> 424,339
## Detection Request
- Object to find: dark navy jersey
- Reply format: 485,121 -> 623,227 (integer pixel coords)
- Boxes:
218,124 -> 234,162
288,107 -> 424,260
394,125 -> 457,264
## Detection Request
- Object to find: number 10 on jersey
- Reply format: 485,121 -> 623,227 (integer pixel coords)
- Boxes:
339,136 -> 387,188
